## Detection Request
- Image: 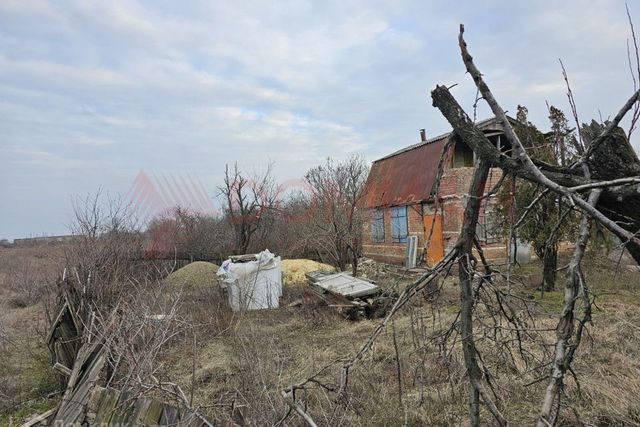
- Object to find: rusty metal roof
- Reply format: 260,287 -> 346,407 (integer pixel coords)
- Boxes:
362,117 -> 510,209
363,135 -> 448,208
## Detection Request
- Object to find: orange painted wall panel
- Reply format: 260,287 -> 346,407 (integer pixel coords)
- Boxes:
424,214 -> 444,266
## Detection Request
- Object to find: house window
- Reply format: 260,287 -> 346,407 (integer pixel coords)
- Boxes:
453,138 -> 474,168
391,206 -> 408,243
370,209 -> 385,243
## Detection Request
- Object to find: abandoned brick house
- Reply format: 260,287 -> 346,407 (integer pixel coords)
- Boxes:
361,117 -> 513,266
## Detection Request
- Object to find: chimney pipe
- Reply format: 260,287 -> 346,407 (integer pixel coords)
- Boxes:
419,129 -> 426,142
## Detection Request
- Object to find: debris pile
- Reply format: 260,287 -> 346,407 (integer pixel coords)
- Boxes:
306,270 -> 396,320
281,259 -> 334,290
358,257 -> 428,281
30,274 -> 215,427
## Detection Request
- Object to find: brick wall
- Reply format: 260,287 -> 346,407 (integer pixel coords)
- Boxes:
362,203 -> 424,265
439,166 -> 506,257
363,166 -> 508,265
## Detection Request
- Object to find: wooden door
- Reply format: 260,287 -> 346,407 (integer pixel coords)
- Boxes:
423,214 -> 444,267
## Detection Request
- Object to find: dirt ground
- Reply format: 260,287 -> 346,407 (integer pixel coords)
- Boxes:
2,244 -> 640,426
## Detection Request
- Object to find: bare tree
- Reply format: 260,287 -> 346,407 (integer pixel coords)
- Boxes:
429,24 -> 640,425
251,192 -> 311,258
303,156 -> 368,275
219,163 -> 279,255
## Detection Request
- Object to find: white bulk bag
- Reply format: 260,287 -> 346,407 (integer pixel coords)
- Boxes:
217,250 -> 282,311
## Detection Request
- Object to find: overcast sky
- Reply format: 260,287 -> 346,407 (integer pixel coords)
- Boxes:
1,0 -> 637,239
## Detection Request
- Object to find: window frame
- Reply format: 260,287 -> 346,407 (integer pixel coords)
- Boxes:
370,209 -> 385,243
390,206 -> 408,243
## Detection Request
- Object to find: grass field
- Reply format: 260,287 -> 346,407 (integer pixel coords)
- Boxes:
1,244 -> 640,426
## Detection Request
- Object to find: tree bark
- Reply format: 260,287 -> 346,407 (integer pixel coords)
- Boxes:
350,246 -> 359,276
454,159 -> 507,426
541,244 -> 557,292
587,127 -> 640,262
456,160 -> 490,426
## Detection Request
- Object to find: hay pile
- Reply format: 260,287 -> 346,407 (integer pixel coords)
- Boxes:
281,259 -> 334,290
165,261 -> 219,291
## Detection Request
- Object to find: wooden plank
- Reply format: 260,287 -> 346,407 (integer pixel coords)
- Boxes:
54,345 -> 106,425
229,254 -> 257,262
126,397 -> 153,427
93,388 -> 121,424
109,390 -> 136,426
53,362 -> 72,377
20,408 -> 56,427
139,399 -> 165,425
46,303 -> 68,345
181,411 -> 205,427
159,405 -> 180,425
83,384 -> 105,425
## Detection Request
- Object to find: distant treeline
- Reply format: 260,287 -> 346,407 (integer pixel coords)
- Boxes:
3,235 -> 76,248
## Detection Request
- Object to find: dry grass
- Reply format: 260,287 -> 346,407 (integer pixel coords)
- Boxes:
0,245 -> 63,424
158,254 -> 640,426
3,246 -> 640,426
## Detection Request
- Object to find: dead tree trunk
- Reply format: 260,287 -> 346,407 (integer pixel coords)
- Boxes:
541,244 -> 558,292
455,159 -> 490,426
431,84 -> 640,261
587,127 -> 640,262
452,159 -> 507,426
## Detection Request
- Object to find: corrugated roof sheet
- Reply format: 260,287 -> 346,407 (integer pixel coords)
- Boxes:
309,271 -> 381,298
363,136 -> 448,208
375,117 -> 501,162
362,117 -> 511,209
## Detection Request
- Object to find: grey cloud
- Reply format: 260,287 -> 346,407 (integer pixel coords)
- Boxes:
0,0 -> 638,239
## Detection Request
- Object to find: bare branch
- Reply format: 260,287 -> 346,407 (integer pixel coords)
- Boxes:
537,189 -> 601,426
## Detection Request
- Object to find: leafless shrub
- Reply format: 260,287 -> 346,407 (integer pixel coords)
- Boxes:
96,279 -> 188,392
146,206 -> 232,263
229,323 -> 287,424
56,192 -> 186,397
64,190 -> 145,310
45,190 -> 240,424
181,281 -> 235,338
6,260 -> 48,308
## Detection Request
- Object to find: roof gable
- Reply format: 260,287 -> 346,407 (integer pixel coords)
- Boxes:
363,136 -> 447,208
362,117 -> 513,209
